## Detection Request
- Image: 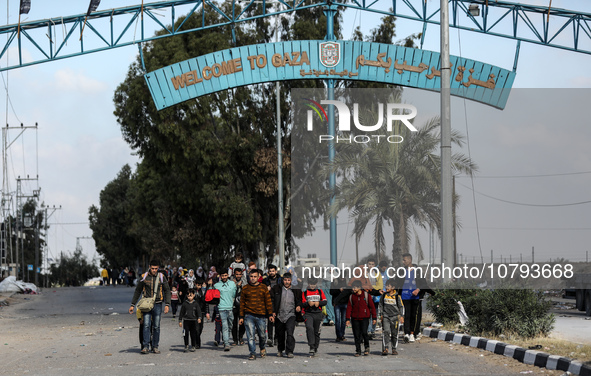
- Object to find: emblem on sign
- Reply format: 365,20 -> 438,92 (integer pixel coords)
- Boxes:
320,42 -> 340,68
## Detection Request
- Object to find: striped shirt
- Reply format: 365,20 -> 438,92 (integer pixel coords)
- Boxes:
240,283 -> 273,318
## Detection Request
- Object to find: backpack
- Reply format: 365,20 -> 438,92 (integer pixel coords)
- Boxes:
205,288 -> 220,305
349,290 -> 369,306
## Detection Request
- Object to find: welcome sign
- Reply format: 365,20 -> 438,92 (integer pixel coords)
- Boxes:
145,40 -> 515,110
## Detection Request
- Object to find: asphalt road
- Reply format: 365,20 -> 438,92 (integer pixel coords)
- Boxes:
0,286 -> 563,376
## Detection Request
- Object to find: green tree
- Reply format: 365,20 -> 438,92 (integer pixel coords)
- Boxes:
48,249 -> 99,287
89,164 -> 141,268
111,3 -> 289,266
3,199 -> 45,281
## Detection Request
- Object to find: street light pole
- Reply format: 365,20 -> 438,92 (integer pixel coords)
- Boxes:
440,0 -> 454,271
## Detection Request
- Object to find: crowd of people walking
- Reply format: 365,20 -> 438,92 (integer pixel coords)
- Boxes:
128,252 -> 435,359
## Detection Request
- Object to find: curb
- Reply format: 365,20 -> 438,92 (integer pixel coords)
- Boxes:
423,328 -> 591,376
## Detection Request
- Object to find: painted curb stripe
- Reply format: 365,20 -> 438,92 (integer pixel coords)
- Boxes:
422,328 -> 591,376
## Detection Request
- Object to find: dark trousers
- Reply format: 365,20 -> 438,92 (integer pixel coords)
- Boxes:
304,311 -> 323,350
232,307 -> 246,343
351,318 -> 370,353
197,316 -> 204,346
402,299 -> 420,335
414,300 -> 424,335
276,316 -> 296,354
171,301 -> 179,316
183,320 -> 197,347
214,318 -> 222,343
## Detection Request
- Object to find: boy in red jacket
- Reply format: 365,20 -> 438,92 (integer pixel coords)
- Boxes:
302,278 -> 327,357
346,280 -> 376,356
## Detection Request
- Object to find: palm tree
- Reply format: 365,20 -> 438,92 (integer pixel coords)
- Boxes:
323,92 -> 477,266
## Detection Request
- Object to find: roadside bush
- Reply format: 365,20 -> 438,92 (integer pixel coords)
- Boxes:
426,285 -> 555,339
425,281 -> 479,324
466,289 -> 555,338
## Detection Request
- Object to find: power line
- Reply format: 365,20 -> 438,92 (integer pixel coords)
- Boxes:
456,181 -> 591,207
463,226 -> 591,231
456,170 -> 591,179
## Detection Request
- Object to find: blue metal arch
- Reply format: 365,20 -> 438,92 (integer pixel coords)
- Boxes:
0,0 -> 590,72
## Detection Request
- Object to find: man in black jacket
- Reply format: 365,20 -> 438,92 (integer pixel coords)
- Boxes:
271,272 -> 302,358
129,260 -> 171,354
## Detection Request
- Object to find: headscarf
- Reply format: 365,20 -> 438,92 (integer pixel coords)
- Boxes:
185,269 -> 196,289
208,266 -> 218,280
196,267 -> 205,279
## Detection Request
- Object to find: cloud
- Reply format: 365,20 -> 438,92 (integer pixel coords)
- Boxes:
53,68 -> 109,94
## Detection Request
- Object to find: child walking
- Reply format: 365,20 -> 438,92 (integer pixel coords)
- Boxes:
171,284 -> 180,318
380,279 -> 404,355
179,289 -> 202,352
346,280 -> 376,357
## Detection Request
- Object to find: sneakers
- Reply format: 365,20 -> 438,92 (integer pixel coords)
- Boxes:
416,333 -> 422,340
364,347 -> 370,356
152,348 -> 161,354
248,354 -> 256,361
267,339 -> 273,347
190,346 -> 196,352
309,347 -> 315,357
392,349 -> 399,355
409,334 -> 415,343
286,353 -> 294,358
224,345 -> 230,352
140,348 -> 149,354
260,348 -> 267,358
213,341 -> 219,347
403,334 -> 410,343
277,351 -> 283,357
184,346 -> 189,353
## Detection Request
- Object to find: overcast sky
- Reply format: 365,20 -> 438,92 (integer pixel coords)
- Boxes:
1,1 -> 590,271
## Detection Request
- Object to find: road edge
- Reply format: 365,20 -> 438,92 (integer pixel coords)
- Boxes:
423,328 -> 591,376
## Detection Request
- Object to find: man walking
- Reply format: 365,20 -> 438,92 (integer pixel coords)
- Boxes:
214,269 -> 237,351
271,272 -> 302,358
129,260 -> 171,354
231,268 -> 246,345
400,253 -> 420,343
239,269 -> 274,360
263,264 -> 282,346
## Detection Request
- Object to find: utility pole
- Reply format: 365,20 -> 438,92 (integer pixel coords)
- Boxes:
2,122 -> 39,280
274,1 -> 284,274
440,0 -> 454,272
42,204 -> 61,287
16,176 -> 40,282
